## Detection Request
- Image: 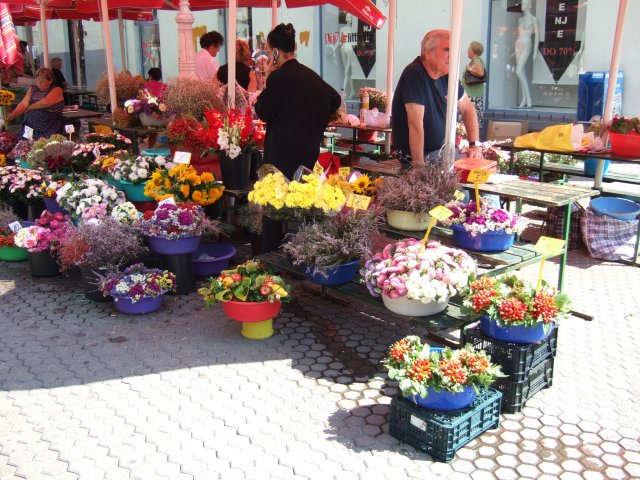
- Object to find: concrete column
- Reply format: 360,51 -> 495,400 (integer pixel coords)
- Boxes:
176,0 -> 196,78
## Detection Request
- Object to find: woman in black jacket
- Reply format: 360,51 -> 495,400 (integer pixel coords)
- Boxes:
255,23 -> 341,252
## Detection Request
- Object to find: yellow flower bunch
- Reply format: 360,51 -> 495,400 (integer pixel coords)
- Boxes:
325,174 -> 353,196
144,164 -> 225,205
248,172 -> 345,215
0,89 -> 15,107
350,174 -> 381,197
0,154 -> 6,167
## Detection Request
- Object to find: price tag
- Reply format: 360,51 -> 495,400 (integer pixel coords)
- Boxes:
454,190 -> 466,201
158,196 -> 176,206
534,236 -> 566,257
348,172 -> 360,183
23,126 -> 33,140
173,151 -> 192,165
467,169 -> 490,184
339,167 -> 350,177
313,162 -> 325,176
8,221 -> 22,233
429,205 -> 453,222
420,217 -> 439,250
93,146 -> 101,158
345,194 -> 371,211
65,124 -> 75,133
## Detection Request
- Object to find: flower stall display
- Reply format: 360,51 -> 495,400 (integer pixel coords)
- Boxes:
56,178 -> 125,219
376,163 -> 461,231
14,211 -> 72,276
0,208 -> 27,262
198,260 -> 290,339
24,135 -> 76,172
143,164 -> 224,206
137,202 -> 219,254
83,132 -> 132,152
125,89 -> 169,127
248,170 -> 346,221
607,116 -> 640,156
283,209 -> 382,286
70,142 -> 124,172
40,179 -> 69,214
111,202 -> 140,225
362,238 -> 476,317
384,336 -> 503,410
460,274 -> 571,343
99,263 -> 177,314
0,131 -> 18,155
441,198 -> 528,252
0,165 -> 46,206
112,154 -> 169,202
8,139 -> 33,165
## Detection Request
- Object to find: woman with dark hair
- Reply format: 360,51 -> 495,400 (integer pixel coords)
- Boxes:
6,67 -> 64,140
145,67 -> 167,98
255,23 -> 341,252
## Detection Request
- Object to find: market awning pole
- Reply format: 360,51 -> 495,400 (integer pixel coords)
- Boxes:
596,0 -> 628,189
384,0 -> 395,154
39,1 -> 50,67
228,0 -> 237,108
271,0 -> 277,29
71,21 -> 83,86
99,0 -> 117,112
118,9 -> 127,72
444,0 -> 463,169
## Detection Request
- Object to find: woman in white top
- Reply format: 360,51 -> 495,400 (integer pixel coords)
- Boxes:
514,0 -> 539,108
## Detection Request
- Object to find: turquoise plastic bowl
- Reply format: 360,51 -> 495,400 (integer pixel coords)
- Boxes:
590,197 -> 640,221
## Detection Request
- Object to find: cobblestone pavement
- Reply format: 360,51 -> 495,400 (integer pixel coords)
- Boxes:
1,245 -> 639,480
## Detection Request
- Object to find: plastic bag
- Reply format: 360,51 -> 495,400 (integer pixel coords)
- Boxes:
514,123 -> 584,152
581,207 -> 638,261
363,108 -> 390,129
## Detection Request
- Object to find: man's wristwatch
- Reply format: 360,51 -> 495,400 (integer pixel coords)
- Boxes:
468,141 -> 480,147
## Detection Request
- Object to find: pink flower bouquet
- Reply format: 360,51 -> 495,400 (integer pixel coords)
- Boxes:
441,198 -> 528,236
14,211 -> 72,252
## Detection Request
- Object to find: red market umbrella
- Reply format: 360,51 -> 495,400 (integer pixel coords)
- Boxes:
0,3 -> 24,75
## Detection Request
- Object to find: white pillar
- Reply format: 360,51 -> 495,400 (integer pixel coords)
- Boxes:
39,1 -> 49,68
176,0 -> 196,78
100,0 -> 117,112
271,0 -> 278,29
444,0 -> 464,169
228,0 -> 237,108
384,0 -> 396,154
118,9 -> 127,72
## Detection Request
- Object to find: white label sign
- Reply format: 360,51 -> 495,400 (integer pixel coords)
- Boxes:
158,196 -> 176,206
409,415 -> 427,432
93,146 -> 101,158
56,183 -> 72,197
65,124 -> 75,133
8,221 -> 22,233
173,151 -> 192,165
23,126 -> 33,140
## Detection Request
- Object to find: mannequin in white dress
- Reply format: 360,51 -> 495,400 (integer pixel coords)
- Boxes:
339,14 -> 357,98
514,0 -> 539,107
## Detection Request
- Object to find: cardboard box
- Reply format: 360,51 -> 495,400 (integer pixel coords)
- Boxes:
487,121 -> 529,141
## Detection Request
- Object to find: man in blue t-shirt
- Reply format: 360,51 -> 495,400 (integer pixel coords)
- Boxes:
392,29 -> 482,165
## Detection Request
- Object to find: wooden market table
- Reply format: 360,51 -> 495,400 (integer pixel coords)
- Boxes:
328,122 -> 393,157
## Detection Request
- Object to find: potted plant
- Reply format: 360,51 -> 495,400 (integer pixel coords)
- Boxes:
14,210 -> 72,276
384,336 -> 503,410
198,260 -> 291,339
56,178 -> 126,220
361,238 -> 476,317
606,116 -> 640,157
112,154 -> 169,202
441,197 -> 528,252
282,209 -> 382,286
137,202 -> 220,255
57,217 -> 147,301
460,274 -> 571,344
0,165 -> 47,213
99,263 -> 177,315
376,164 -> 461,231
124,90 -> 169,128
24,135 -> 76,172
0,207 -> 27,262
143,164 -> 225,206
110,202 -> 141,225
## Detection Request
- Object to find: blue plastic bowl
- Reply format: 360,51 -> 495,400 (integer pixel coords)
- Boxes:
191,243 -> 237,277
590,197 -> 640,221
141,148 -> 171,158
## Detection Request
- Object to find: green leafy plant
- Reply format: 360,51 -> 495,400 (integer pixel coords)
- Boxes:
608,116 -> 640,135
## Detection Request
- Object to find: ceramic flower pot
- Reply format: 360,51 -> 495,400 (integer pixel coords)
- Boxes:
192,243 -> 237,277
139,112 -> 168,128
222,300 -> 282,340
408,385 -> 477,411
386,209 -> 432,231
147,235 -> 201,255
28,250 -> 60,277
480,314 -> 554,344
304,259 -> 360,286
219,153 -> 251,191
113,294 -> 164,315
121,181 -> 154,202
382,294 -> 449,317
451,224 -> 515,252
0,246 -> 28,262
80,266 -> 111,302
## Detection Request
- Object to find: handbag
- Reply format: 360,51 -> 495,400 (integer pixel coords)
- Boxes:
464,70 -> 487,85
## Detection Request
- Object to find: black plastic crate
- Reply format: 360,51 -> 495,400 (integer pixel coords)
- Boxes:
462,325 -> 558,382
493,357 -> 554,413
389,388 -> 501,462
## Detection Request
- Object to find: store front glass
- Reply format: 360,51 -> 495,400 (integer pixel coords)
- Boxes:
487,0 -> 587,111
139,21 -> 161,75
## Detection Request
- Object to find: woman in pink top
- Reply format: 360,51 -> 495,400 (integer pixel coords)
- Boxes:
145,68 -> 167,98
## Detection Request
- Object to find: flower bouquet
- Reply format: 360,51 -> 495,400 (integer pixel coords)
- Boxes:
14,211 -> 72,276
83,132 -> 132,151
358,87 -> 387,112
167,116 -> 206,152
384,336 -> 503,410
376,163 -> 461,231
282,209 -> 382,285
361,238 -> 476,317
460,274 -> 571,343
70,142 -> 124,171
8,139 -> 33,164
56,178 -> 125,219
137,202 -> 219,254
0,88 -> 15,107
441,198 -> 528,252
99,263 -> 176,314
0,165 -> 46,205
143,164 -> 224,206
0,208 -> 27,261
198,260 -> 291,339
112,154 -> 168,185
248,170 -> 346,221
124,89 -> 168,120
24,135 -> 76,172
110,202 -> 140,225
0,131 -> 18,155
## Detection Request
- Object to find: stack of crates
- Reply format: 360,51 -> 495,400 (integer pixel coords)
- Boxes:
462,326 -> 558,413
389,388 -> 502,462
